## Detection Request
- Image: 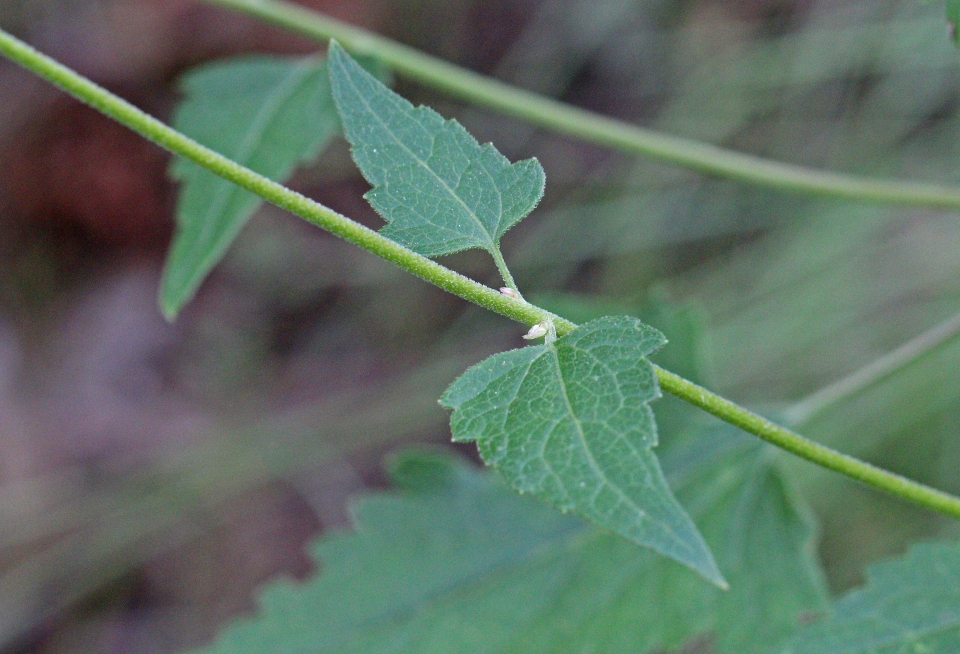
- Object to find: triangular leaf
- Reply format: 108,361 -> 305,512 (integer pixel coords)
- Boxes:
189,441 -> 825,654
440,315 -> 724,586
779,539 -> 960,653
327,41 -> 545,258
161,55 -> 340,319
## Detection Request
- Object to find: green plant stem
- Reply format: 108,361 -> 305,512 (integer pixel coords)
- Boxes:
4,27 -> 960,522
202,0 -> 960,211
786,310 -> 960,425
654,367 -> 960,520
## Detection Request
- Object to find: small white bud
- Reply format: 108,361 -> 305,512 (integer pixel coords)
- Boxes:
523,322 -> 549,340
499,287 -> 521,299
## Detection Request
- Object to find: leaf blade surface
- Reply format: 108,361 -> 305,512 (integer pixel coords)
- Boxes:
327,41 -> 545,258
440,315 -> 723,586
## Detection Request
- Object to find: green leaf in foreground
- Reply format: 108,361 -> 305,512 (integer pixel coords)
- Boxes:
439,315 -> 724,586
780,539 -> 960,653
161,55 -> 339,319
190,441 -> 825,654
327,41 -> 545,259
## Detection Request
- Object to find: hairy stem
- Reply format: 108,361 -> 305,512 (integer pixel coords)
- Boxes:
3,27 -> 960,520
656,368 -> 960,519
201,0 -> 960,211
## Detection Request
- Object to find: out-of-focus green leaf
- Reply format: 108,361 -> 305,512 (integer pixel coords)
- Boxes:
780,540 -> 960,653
948,0 -> 960,46
161,55 -> 339,319
663,428 -> 829,653
327,42 -> 545,259
530,292 -> 635,327
190,448 -> 584,654
439,315 -> 723,586
190,438 -> 824,654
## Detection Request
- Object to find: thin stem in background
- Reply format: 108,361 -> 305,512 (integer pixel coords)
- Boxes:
785,310 -> 960,425
202,0 -> 960,211
2,26 -> 960,520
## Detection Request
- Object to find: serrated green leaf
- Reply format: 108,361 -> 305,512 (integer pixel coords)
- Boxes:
439,315 -> 724,586
327,41 -> 545,258
190,439 -> 825,654
780,540 -> 960,654
494,432 -> 826,654
160,55 -> 339,319
191,449 -> 585,654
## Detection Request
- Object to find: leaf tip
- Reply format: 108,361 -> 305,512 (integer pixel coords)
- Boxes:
158,259 -> 200,323
652,525 -> 726,588
675,531 -> 727,589
160,305 -> 179,323
158,285 -> 184,323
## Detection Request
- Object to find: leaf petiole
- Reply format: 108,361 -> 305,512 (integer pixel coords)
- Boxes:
491,245 -> 524,301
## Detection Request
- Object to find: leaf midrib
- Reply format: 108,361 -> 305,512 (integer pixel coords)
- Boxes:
545,340 -> 704,567
185,57 -> 322,268
545,342 -> 646,521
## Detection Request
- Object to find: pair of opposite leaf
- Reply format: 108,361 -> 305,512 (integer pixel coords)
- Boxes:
165,40 -> 723,586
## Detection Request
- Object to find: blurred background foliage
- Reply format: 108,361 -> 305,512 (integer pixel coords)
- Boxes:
0,0 -> 959,651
